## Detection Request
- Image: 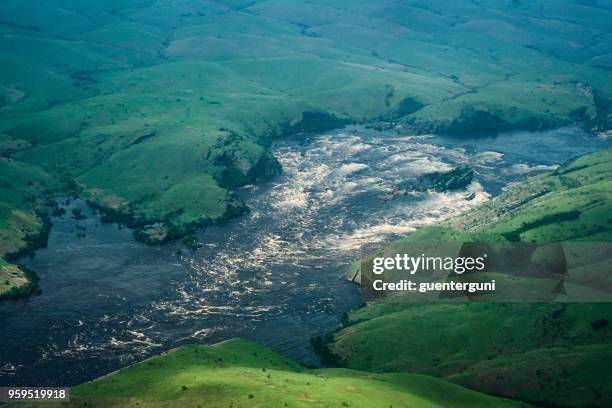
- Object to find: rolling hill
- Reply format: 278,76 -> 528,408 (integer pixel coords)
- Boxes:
2,0 -> 612,295
10,338 -> 528,408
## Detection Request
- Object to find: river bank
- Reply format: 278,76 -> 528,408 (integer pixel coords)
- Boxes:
1,125 -> 610,387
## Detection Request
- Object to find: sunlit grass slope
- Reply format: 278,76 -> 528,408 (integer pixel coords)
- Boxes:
13,338 -> 527,408
1,0 -> 612,255
336,148 -> 612,407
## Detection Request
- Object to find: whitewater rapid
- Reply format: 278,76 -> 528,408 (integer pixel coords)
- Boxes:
1,124 -> 609,386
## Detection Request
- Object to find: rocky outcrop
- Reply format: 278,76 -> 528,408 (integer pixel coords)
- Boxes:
378,167 -> 474,202
419,166 -> 474,192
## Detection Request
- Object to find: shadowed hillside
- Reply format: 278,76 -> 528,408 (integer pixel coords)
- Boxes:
334,148 -> 612,407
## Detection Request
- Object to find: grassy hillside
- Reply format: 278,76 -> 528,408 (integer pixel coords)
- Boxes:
0,156 -> 61,298
329,303 -> 612,408
12,338 -> 527,408
347,148 -> 612,283
0,257 -> 38,299
334,148 -> 612,407
447,148 -> 612,243
1,0 -> 612,257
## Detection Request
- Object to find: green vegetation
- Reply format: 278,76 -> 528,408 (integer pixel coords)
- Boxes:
0,257 -> 39,299
348,148 -> 612,282
30,148 -> 610,406
12,338 -> 526,408
329,303 -> 612,408
0,156 -> 61,297
336,148 -> 612,407
0,157 -> 58,255
446,148 -> 612,243
2,0 -> 612,255
0,2 -> 610,404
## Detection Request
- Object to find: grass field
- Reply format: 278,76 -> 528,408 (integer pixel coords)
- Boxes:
2,0 -> 612,266
11,338 -> 527,408
329,302 -> 612,407
335,148 -> 612,407
1,2 -> 610,403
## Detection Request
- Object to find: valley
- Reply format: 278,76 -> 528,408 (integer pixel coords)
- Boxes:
2,0 -> 612,297
2,1 -> 612,407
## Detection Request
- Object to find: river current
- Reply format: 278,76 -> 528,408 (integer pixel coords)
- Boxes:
1,125 -> 609,386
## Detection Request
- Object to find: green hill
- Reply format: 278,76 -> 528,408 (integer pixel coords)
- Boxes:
11,338 -> 527,408
328,303 -> 612,408
333,148 -> 612,408
347,148 -> 612,283
0,156 -> 61,298
2,0 -> 612,264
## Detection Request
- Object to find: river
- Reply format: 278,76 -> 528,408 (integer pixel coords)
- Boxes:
1,124 -> 609,386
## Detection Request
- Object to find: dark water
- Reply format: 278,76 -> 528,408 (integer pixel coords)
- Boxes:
1,125 -> 609,386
